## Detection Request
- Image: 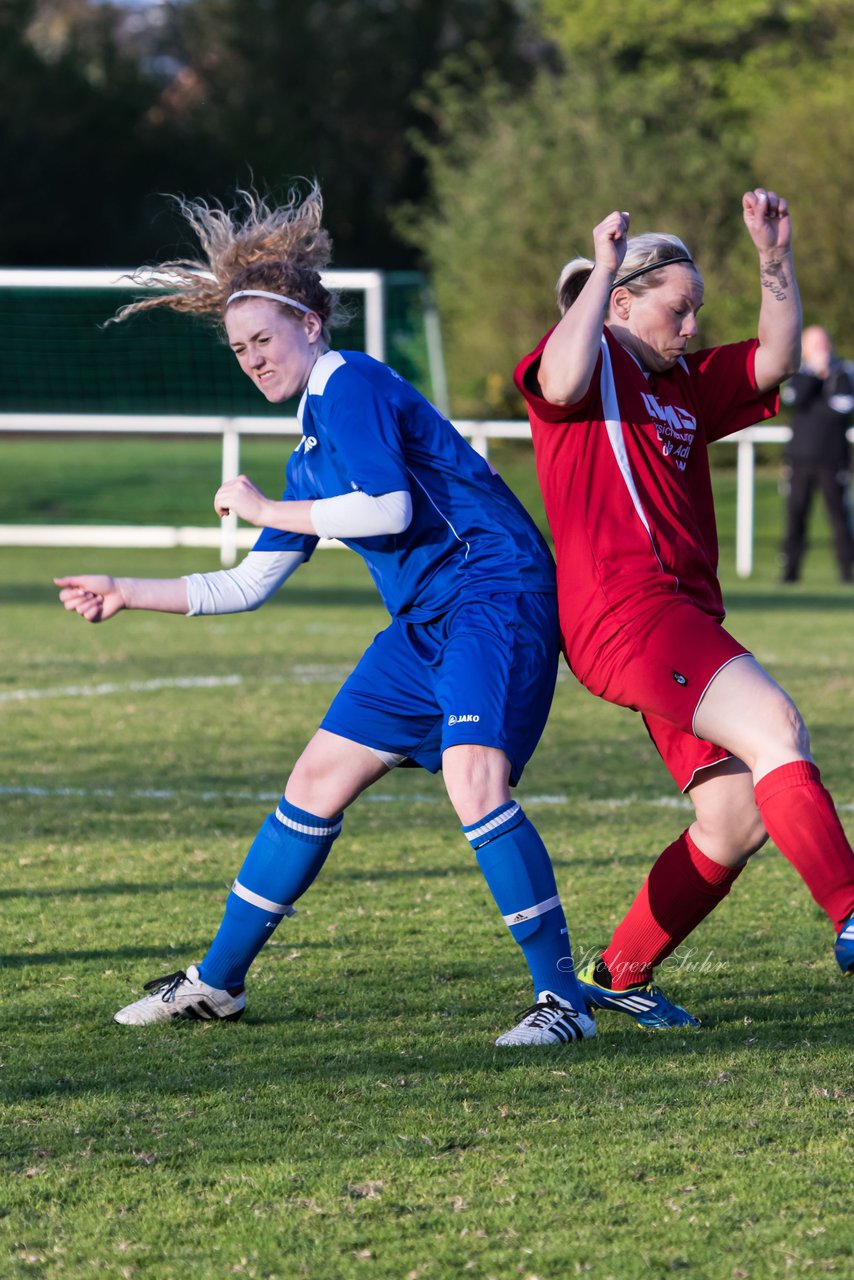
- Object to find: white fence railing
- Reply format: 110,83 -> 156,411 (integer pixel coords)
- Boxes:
1,417 -> 847,576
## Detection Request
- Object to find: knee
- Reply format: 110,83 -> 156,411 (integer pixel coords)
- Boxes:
443,745 -> 511,826
730,810 -> 770,860
777,696 -> 811,757
746,694 -> 811,772
693,807 -> 768,865
284,753 -> 332,813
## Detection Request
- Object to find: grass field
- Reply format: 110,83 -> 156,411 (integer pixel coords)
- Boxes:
2,440 -> 853,1279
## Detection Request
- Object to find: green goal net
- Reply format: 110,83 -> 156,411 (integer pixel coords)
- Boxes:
0,269 -> 443,417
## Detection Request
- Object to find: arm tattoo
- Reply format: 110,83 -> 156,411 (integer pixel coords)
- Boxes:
760,259 -> 789,301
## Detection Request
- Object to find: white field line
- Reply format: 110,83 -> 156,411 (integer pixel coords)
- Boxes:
0,675 -> 243,703
2,665 -> 575,705
2,664 -> 572,706
0,667 -> 352,704
3,782 -> 850,811
4,676 -> 851,811
0,782 -> 689,808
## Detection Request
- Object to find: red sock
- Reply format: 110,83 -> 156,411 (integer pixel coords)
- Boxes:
754,760 -> 854,933
602,829 -> 743,989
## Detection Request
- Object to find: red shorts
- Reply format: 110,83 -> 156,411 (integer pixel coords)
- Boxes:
572,595 -> 750,792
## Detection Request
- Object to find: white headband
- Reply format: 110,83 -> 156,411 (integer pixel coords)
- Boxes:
226,289 -> 312,313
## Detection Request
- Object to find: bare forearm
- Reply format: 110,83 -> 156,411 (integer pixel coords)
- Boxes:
255,499 -> 317,535
755,248 -> 802,391
539,263 -> 614,404
118,578 -> 190,613
237,491 -> 412,539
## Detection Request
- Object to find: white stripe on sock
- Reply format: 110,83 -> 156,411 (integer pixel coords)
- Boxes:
231,879 -> 297,916
467,803 -> 521,845
274,806 -> 342,839
501,892 -> 561,926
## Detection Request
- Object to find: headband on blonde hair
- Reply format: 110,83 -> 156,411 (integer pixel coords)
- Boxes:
226,289 -> 313,313
610,255 -> 694,292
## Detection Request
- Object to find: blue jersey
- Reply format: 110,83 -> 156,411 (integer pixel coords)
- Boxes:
253,350 -> 555,620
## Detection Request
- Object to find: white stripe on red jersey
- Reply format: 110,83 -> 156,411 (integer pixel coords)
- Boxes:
514,329 -> 779,682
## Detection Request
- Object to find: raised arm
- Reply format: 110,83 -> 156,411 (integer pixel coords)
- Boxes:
538,211 -> 630,406
214,475 -> 412,539
743,188 -> 802,393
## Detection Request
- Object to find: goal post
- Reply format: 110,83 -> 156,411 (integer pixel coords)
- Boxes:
0,267 -> 427,563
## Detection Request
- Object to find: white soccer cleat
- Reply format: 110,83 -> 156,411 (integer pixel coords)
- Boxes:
113,964 -> 246,1026
495,990 -> 596,1047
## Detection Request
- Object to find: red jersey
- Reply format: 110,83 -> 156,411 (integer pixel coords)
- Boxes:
514,329 -> 779,683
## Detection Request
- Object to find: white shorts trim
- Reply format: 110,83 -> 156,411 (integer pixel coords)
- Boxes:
366,745 -> 407,769
690,652 -> 753,739
682,754 -> 736,794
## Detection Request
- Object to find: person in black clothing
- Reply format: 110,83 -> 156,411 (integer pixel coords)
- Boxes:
780,325 -> 854,583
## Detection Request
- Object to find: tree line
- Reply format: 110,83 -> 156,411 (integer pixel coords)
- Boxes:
3,0 -> 851,413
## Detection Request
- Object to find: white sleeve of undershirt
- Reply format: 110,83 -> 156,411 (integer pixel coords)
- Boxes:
310,489 -> 412,540
183,549 -> 306,616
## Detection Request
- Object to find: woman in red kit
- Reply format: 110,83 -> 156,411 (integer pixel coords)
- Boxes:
515,189 -> 854,1027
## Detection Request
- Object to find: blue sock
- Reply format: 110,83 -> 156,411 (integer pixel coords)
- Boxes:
463,801 -> 585,1009
199,798 -> 342,990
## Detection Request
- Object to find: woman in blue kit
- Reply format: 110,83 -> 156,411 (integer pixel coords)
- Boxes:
55,185 -> 594,1047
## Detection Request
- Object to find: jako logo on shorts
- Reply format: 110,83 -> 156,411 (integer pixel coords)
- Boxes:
448,714 -> 481,725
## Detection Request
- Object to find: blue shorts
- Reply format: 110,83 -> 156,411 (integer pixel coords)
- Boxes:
320,592 -> 558,785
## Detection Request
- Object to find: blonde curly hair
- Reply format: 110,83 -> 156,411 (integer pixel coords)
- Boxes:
110,182 -> 343,329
